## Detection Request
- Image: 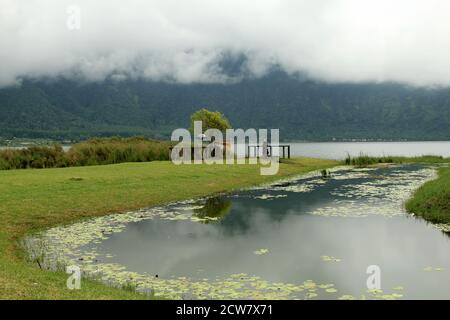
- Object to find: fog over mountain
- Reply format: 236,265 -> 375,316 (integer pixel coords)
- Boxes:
2,0 -> 450,87
1,1 -> 449,141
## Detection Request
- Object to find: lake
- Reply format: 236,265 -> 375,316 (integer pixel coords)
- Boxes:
0,145 -> 71,151
2,141 -> 449,160
288,141 -> 450,159
32,164 -> 450,299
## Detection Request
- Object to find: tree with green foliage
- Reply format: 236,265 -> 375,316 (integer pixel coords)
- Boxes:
190,108 -> 231,133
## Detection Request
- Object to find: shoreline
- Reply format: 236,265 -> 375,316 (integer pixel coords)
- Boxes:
0,158 -> 337,299
406,165 -> 450,228
2,158 -> 448,299
25,163 -> 444,300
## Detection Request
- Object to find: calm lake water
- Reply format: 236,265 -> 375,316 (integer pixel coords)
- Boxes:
2,141 -> 449,160
38,164 -> 450,300
288,141 -> 450,159
0,145 -> 71,151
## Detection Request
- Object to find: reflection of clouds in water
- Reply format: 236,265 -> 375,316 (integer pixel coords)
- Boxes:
26,165 -> 450,299
275,214 -> 450,299
97,210 -> 353,299
107,220 -> 222,277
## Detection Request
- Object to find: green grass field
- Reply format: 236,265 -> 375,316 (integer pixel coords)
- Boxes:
406,166 -> 450,224
0,158 -> 337,299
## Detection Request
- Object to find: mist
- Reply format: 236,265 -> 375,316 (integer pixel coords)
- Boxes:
1,0 -> 450,87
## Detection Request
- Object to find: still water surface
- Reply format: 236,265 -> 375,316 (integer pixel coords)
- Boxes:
288,141 -> 450,159
47,164 -> 449,300
2,141 -> 448,159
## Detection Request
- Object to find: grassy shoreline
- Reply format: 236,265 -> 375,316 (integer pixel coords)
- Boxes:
344,154 -> 449,167
0,158 -> 337,299
406,166 -> 450,225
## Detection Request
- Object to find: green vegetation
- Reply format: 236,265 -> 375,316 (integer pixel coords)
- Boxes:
0,157 -> 337,299
1,76 -> 449,141
344,154 -> 450,167
0,145 -> 67,170
67,137 -> 170,165
344,153 -> 393,167
388,156 -> 450,164
194,197 -> 232,222
321,169 -> 331,178
190,108 -> 231,133
406,166 -> 450,225
0,137 -> 170,170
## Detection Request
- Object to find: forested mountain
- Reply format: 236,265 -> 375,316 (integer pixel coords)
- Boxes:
0,72 -> 449,141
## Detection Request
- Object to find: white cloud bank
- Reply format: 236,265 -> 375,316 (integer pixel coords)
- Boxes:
1,0 -> 450,87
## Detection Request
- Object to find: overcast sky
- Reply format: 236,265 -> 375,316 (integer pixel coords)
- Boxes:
1,0 -> 450,87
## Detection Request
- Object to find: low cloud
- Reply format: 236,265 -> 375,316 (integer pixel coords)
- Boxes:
1,0 -> 450,87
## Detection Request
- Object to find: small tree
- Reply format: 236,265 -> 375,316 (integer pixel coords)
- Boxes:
190,108 -> 231,133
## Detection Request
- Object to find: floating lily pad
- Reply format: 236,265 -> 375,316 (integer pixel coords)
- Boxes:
321,255 -> 342,262
254,248 -> 269,255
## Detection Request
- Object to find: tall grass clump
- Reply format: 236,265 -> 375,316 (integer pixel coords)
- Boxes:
0,145 -> 68,170
389,155 -> 449,164
0,137 -> 171,170
67,137 -> 170,166
344,153 -> 449,167
344,153 -> 394,167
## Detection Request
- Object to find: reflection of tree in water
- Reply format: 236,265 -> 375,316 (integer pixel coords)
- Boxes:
194,197 -> 232,223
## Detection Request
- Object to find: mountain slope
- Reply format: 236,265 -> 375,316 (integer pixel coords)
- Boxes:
0,73 -> 449,140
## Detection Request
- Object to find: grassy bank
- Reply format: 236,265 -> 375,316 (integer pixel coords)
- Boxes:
0,157 -> 337,299
344,154 -> 449,167
406,166 -> 450,225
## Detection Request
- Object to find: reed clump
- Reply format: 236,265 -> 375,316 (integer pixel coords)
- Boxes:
0,137 -> 171,170
343,153 -> 447,167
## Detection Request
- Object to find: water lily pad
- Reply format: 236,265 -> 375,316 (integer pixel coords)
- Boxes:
254,194 -> 287,200
254,248 -> 269,255
321,255 -> 341,262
